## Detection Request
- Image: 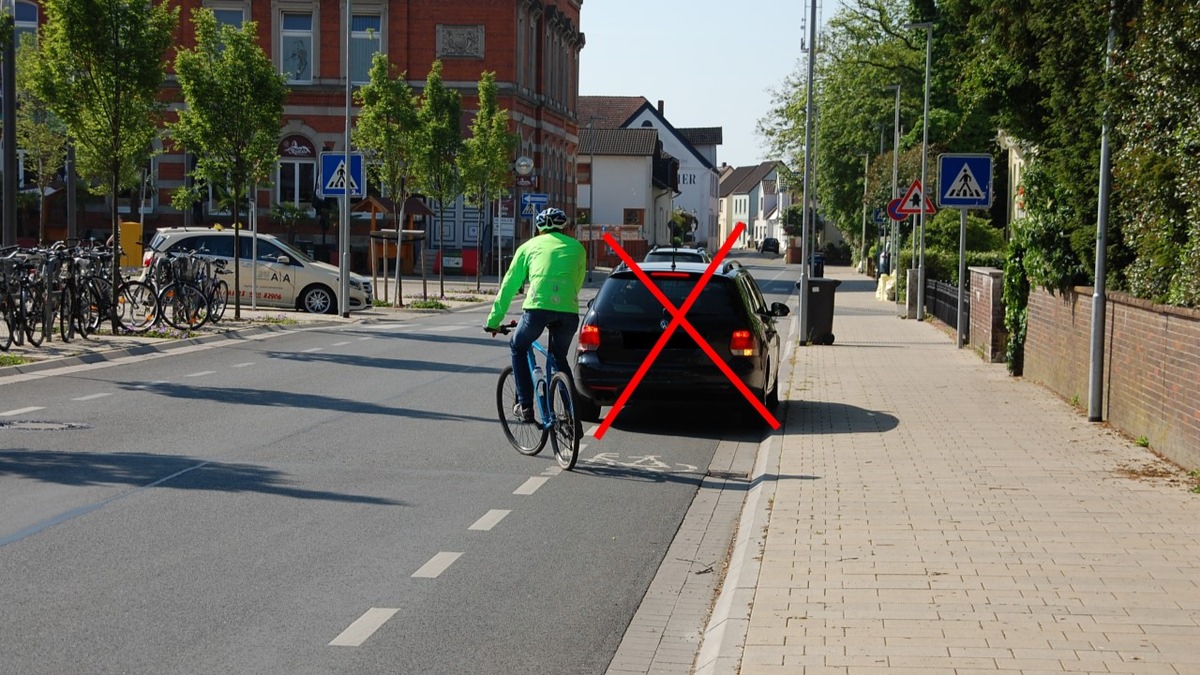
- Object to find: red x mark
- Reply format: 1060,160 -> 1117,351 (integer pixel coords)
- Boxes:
592,222 -> 781,439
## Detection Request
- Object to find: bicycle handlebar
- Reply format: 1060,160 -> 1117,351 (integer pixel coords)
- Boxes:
485,319 -> 519,336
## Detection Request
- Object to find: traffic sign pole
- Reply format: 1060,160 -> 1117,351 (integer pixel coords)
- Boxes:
937,153 -> 994,349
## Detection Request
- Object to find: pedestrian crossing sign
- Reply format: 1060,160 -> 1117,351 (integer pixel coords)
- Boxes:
937,154 -> 993,209
319,153 -> 364,198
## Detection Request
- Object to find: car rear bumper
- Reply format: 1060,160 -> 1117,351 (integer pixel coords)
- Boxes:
574,354 -> 764,406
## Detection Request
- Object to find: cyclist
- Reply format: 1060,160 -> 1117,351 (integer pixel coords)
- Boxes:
485,207 -> 587,422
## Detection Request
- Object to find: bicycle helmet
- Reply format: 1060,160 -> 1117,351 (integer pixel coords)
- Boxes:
535,207 -> 569,232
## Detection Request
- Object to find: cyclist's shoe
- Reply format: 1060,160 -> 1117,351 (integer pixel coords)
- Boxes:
513,403 -> 535,424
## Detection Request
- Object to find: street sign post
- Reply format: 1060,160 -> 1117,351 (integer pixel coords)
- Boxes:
319,153 -> 364,198
937,154 -> 993,209
520,192 -> 549,217
937,153 -> 995,349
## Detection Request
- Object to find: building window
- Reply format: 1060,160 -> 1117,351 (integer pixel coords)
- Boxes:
14,1 -> 37,45
281,12 -> 313,84
577,161 -> 590,185
278,159 -> 316,209
623,209 -> 644,227
350,14 -> 381,84
211,7 -> 244,28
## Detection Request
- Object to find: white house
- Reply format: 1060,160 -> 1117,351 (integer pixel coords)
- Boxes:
719,161 -> 790,248
578,96 -> 721,247
576,127 -> 679,243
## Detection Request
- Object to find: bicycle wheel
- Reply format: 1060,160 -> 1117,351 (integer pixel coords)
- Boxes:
58,287 -> 75,343
85,278 -> 110,334
73,284 -> 95,340
208,279 -> 228,323
548,371 -> 582,470
496,365 -> 547,456
159,283 -> 209,331
22,286 -> 48,347
0,294 -> 12,351
116,280 -> 160,333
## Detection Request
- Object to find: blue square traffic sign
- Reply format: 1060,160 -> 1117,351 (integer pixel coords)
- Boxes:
937,154 -> 993,209
319,153 -> 364,198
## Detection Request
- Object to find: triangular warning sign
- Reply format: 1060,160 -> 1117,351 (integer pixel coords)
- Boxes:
946,163 -> 986,200
896,180 -> 935,215
324,160 -> 359,193
522,202 -> 538,216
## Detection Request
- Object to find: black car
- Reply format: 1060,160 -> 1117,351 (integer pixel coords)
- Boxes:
757,237 -> 781,254
574,260 -> 790,421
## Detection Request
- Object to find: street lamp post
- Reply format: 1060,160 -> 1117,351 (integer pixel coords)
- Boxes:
586,118 -> 597,281
2,0 -> 17,247
859,152 -> 870,274
906,21 -> 933,321
884,84 -> 901,277
507,154 -> 533,281
797,0 -> 818,345
339,0 -> 353,318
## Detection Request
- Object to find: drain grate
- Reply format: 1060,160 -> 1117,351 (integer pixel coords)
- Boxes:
0,420 -> 91,431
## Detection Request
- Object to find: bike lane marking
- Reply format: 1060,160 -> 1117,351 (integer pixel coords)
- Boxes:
328,607 -> 400,647
513,477 -> 548,495
1,406 -> 44,416
411,551 -> 462,578
468,509 -> 511,531
71,393 -> 111,402
185,370 -> 217,377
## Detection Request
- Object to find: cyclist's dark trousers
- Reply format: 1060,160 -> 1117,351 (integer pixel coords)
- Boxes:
510,309 -> 580,409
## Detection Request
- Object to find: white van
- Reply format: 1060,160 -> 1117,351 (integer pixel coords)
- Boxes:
143,227 -> 372,313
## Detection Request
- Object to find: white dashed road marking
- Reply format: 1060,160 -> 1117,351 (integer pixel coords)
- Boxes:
232,362 -> 254,368
185,371 -> 216,377
468,510 -> 511,531
1,406 -> 45,416
331,341 -> 351,347
412,552 -> 462,578
72,393 -> 111,401
329,608 -> 400,647
302,347 -> 323,353
513,477 -> 548,495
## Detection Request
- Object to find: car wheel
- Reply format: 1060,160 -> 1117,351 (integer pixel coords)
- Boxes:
766,367 -> 780,411
300,285 -> 335,314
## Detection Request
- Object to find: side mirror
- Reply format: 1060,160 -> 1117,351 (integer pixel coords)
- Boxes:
771,301 -> 790,317
276,255 -> 291,265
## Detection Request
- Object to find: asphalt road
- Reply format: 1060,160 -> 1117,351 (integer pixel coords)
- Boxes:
0,253 -> 797,674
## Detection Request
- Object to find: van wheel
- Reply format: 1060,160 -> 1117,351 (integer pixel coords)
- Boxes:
300,285 -> 335,314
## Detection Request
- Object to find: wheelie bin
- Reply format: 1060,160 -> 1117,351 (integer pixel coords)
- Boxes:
797,277 -> 840,345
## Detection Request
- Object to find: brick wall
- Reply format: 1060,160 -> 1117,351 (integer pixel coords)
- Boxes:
968,267 -> 1006,363
1024,287 -> 1200,470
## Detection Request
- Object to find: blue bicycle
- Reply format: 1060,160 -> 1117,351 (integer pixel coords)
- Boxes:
491,320 -> 582,470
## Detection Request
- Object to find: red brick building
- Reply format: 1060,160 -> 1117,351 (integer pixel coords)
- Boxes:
22,0 -> 584,268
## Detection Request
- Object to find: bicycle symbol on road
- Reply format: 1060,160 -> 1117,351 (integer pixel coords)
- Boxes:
581,453 -> 699,474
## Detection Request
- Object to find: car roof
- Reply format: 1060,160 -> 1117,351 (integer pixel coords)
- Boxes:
611,259 -> 743,278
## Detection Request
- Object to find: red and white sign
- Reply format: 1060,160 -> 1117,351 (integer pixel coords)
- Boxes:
897,179 -> 936,216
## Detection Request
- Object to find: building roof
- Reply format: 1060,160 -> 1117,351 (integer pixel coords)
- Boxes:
678,127 -> 723,146
720,161 -> 782,197
577,96 -> 650,129
579,127 -> 660,156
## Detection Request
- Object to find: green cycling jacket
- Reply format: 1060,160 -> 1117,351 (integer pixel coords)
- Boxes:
486,231 -> 587,327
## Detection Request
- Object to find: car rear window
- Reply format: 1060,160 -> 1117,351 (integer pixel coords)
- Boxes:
595,273 -> 737,316
644,252 -> 706,264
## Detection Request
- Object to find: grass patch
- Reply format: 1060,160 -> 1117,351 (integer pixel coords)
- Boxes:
446,295 -> 483,303
407,299 -> 450,310
0,354 -> 29,367
1136,435 -> 1150,448
252,314 -> 299,325
1190,470 -> 1200,494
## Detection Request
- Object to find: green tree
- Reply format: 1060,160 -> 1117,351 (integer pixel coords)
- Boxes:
15,35 -> 68,245
1113,0 -> 1200,307
170,8 -> 287,319
459,71 -> 516,291
31,0 -> 177,329
353,52 -> 420,307
412,61 -> 462,299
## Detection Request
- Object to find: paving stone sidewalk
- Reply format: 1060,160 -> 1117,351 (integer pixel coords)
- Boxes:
730,269 -> 1200,674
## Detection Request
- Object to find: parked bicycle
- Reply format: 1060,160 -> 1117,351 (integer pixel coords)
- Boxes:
490,319 -> 582,470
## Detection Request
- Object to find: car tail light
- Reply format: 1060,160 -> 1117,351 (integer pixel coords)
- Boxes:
579,324 -> 600,352
649,271 -> 690,279
730,330 -> 755,356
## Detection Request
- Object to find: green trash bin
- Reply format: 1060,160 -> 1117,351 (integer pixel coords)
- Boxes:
797,277 -> 840,345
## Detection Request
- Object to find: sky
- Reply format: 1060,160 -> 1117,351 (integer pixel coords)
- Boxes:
579,0 -> 829,169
